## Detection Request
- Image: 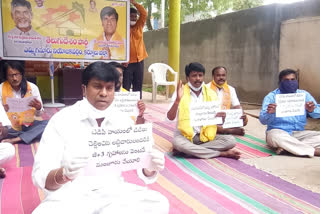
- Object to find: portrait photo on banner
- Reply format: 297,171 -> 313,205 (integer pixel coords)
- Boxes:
0,0 -> 129,62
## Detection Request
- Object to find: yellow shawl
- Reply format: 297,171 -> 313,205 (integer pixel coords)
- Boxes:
210,80 -> 231,110
2,81 -> 35,131
178,84 -> 217,143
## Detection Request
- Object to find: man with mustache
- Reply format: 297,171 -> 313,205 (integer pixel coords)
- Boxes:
207,66 -> 248,136
259,69 -> 320,156
3,0 -> 51,58
0,60 -> 48,144
167,62 -> 241,159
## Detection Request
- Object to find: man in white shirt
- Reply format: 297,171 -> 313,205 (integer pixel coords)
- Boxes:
4,0 -> 51,58
32,61 -> 169,214
0,104 -> 16,178
207,66 -> 248,136
167,62 -> 240,159
0,61 -> 48,144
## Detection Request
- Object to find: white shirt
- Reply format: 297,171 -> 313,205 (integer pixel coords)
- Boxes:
3,27 -> 51,58
167,85 -> 205,135
206,83 -> 240,107
32,99 -> 155,200
0,81 -> 44,116
0,104 -> 11,127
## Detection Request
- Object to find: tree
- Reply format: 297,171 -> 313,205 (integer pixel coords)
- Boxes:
136,0 -> 264,30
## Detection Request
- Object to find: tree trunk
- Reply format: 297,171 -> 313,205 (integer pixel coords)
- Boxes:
146,0 -> 153,30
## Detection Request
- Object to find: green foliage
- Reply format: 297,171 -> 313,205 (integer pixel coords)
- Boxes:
232,0 -> 264,11
136,0 -> 263,30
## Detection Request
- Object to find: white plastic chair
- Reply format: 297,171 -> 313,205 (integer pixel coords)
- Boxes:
148,63 -> 178,102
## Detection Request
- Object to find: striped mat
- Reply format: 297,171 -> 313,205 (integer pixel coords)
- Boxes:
1,104 -> 319,213
136,103 -> 320,213
144,103 -> 276,158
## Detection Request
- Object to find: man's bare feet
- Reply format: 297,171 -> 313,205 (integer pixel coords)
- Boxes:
0,168 -> 6,178
275,147 -> 285,155
219,149 -> 241,159
229,128 -> 245,136
314,148 -> 320,156
1,137 -> 21,144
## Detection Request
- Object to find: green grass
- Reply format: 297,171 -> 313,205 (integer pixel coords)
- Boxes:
142,85 -> 167,95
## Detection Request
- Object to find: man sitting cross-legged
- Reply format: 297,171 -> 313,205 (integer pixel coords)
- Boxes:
207,66 -> 248,136
259,68 -> 320,157
0,61 -> 48,144
167,62 -> 241,159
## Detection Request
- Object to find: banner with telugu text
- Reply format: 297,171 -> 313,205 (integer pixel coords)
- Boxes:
0,0 -> 129,62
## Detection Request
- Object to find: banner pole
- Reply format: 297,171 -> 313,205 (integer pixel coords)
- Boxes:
43,61 -> 65,108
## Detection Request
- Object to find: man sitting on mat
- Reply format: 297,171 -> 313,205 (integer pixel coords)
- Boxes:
32,61 -> 169,214
259,69 -> 320,157
207,66 -> 248,136
0,61 -> 48,144
167,62 -> 241,159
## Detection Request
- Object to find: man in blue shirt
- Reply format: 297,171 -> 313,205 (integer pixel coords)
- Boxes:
259,69 -> 320,157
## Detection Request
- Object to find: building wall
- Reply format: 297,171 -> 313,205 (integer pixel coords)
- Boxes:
279,16 -> 320,102
143,0 -> 320,103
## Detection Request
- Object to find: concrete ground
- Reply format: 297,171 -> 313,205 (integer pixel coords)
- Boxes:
143,92 -> 320,194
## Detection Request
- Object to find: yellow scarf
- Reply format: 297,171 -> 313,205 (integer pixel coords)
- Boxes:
210,80 -> 231,110
121,87 -> 127,92
2,81 -> 35,131
178,84 -> 217,143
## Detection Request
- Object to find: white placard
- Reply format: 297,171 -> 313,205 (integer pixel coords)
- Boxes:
222,109 -> 243,128
275,93 -> 306,117
113,92 -> 139,116
189,101 -> 222,126
84,123 -> 153,175
6,96 -> 36,112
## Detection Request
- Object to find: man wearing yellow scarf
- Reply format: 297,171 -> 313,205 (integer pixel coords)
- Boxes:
208,66 -> 248,136
167,63 -> 240,159
0,61 -> 48,144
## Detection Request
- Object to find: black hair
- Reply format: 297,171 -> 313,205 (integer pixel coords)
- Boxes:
3,60 -> 28,97
185,62 -> 205,77
130,7 -> 138,14
212,66 -> 227,76
108,62 -> 125,72
100,6 -> 118,21
11,0 -> 32,11
278,69 -> 297,84
82,61 -> 119,87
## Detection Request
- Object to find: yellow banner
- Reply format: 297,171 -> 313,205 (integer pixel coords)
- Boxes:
1,0 -> 129,62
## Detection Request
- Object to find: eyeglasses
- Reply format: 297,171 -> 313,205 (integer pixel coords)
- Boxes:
7,73 -> 22,78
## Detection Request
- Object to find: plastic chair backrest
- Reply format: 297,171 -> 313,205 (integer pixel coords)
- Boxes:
148,63 -> 176,84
